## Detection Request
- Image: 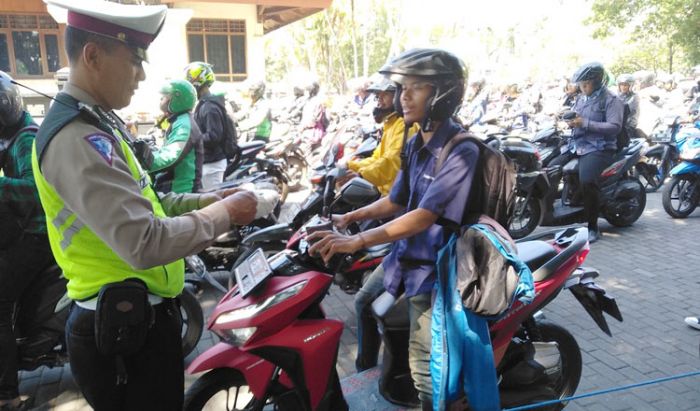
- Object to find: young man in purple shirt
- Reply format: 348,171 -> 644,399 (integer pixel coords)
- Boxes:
309,48 -> 479,410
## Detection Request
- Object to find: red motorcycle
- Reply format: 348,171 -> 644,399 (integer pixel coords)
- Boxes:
184,169 -> 623,410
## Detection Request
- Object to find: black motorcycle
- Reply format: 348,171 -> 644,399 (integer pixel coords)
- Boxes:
634,115 -> 683,192
16,264 -> 205,369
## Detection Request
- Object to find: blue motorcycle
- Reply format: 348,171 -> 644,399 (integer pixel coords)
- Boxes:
662,122 -> 700,218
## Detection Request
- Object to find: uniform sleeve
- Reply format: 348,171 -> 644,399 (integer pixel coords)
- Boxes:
348,119 -> 417,190
417,141 -> 479,225
159,192 -> 203,215
583,96 -> 623,137
41,122 -> 230,270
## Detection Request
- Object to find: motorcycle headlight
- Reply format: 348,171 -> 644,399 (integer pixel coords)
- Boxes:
214,281 -> 307,324
218,327 -> 257,346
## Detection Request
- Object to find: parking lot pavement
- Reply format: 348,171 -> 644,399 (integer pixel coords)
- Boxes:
20,191 -> 700,410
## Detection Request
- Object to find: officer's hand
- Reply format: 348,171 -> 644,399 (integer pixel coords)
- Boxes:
215,187 -> 243,199
221,191 -> 257,226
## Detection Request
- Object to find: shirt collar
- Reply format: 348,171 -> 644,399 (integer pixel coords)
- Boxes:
583,86 -> 605,103
62,83 -> 101,107
417,119 -> 461,158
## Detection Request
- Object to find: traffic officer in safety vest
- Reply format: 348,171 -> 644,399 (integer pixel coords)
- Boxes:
32,1 -> 257,409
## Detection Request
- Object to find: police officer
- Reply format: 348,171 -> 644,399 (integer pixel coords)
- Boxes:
309,49 -> 478,410
0,71 -> 55,411
567,62 -> 624,243
33,1 -> 257,409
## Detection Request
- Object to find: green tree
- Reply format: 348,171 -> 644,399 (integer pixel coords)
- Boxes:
588,0 -> 700,72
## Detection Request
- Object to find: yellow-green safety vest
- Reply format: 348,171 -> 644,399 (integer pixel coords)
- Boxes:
32,137 -> 184,300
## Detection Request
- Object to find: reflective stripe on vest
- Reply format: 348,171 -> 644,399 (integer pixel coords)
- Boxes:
31,133 -> 184,300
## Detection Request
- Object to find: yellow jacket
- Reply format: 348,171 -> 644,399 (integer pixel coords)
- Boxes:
348,113 -> 419,195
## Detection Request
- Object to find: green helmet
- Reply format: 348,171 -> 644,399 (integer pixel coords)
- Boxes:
161,79 -> 197,114
184,61 -> 215,89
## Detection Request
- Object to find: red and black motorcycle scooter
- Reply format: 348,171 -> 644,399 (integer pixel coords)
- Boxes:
184,178 -> 622,410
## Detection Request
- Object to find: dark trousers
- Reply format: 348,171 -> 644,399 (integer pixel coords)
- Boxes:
0,234 -> 54,400
578,150 -> 615,228
353,266 -> 386,371
65,300 -> 183,411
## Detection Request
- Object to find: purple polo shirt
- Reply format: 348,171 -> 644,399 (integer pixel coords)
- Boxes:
383,119 -> 479,297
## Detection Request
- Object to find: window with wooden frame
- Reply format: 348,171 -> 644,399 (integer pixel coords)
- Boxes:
186,19 -> 247,82
0,14 -> 64,78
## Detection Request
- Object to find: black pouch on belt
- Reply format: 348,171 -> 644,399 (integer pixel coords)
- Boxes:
94,278 -> 154,358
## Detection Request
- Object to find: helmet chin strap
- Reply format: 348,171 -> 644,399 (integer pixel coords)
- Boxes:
420,83 -> 458,132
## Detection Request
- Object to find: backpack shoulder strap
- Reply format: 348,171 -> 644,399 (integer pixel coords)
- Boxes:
435,132 -> 479,173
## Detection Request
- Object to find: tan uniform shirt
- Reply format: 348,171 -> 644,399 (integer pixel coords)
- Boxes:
41,83 -> 230,270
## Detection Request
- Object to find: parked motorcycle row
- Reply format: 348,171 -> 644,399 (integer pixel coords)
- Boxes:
22,83 -> 700,411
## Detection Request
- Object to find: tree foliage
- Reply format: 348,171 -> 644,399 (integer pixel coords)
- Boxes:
265,0 -> 400,92
588,0 -> 700,72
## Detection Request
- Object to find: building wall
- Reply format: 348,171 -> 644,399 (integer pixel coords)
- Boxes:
173,2 -> 265,81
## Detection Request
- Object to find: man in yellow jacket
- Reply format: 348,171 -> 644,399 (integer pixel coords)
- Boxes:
341,78 -> 419,195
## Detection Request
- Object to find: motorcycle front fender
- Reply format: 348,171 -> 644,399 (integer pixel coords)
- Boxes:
241,223 -> 293,246
564,268 -> 623,337
669,161 -> 700,177
187,342 -> 275,398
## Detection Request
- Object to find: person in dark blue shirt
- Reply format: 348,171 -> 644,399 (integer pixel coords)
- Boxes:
567,62 -> 624,243
309,49 -> 478,410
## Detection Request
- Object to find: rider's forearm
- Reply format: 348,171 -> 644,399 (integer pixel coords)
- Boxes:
358,208 -> 437,247
348,196 -> 403,223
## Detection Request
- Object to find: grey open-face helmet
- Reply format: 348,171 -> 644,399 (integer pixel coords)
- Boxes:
379,48 -> 467,130
617,73 -> 635,85
571,62 -> 609,89
0,71 -> 24,131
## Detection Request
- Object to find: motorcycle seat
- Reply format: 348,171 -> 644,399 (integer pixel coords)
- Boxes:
562,158 -> 579,175
239,141 -> 266,157
516,241 -> 558,272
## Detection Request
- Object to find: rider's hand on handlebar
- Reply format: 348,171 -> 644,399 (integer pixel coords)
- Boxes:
332,213 -> 354,230
307,231 -> 363,264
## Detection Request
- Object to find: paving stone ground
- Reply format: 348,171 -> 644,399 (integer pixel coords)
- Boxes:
19,190 -> 700,410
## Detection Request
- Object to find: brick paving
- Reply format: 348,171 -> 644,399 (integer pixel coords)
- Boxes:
19,190 -> 700,410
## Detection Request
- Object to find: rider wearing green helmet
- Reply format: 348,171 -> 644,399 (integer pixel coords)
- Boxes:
147,78 -> 203,193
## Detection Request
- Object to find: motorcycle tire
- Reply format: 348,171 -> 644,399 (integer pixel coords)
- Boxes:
286,155 -> 307,192
184,368 -> 304,411
508,195 -> 542,239
603,179 -> 646,227
532,320 -> 582,411
662,175 -> 699,218
180,289 -> 204,359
